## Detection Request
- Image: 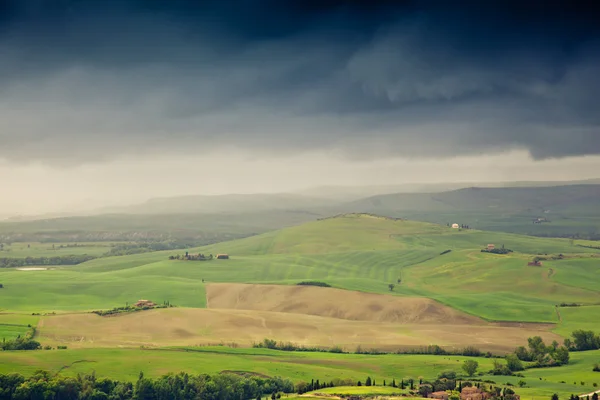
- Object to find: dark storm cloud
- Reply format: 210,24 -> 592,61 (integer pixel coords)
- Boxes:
0,0 -> 599,164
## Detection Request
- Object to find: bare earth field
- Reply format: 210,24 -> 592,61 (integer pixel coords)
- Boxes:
206,283 -> 486,324
37,308 -> 561,353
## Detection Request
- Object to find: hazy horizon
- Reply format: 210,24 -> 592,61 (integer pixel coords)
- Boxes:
1,1 -> 599,216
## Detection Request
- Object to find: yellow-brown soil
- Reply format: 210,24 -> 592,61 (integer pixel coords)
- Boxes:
206,283 -> 485,324
37,307 -> 560,353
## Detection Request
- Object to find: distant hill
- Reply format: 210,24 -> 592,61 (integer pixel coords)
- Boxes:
342,184 -> 600,238
2,183 -> 600,241
346,184 -> 600,214
99,193 -> 336,215
296,178 -> 600,200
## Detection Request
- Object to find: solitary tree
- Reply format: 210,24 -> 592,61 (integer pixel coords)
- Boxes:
551,393 -> 559,400
462,360 -> 479,377
388,283 -> 395,291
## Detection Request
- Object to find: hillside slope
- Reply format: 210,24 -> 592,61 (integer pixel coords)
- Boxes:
344,185 -> 600,238
2,214 -> 599,327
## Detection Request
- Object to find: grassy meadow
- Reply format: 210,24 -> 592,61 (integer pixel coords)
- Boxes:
1,215 -> 598,325
1,214 -> 600,399
0,346 -> 599,400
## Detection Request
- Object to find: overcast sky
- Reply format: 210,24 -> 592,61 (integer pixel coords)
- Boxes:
1,0 -> 599,215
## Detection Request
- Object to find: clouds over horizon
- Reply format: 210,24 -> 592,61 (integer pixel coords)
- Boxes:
1,0 -> 599,166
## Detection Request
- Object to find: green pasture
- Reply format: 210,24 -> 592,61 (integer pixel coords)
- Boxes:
0,346 -> 498,382
0,314 -> 38,340
1,216 -> 598,328
1,346 -> 599,399
555,306 -> 600,337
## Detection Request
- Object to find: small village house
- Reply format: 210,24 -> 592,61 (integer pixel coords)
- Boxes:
487,244 -> 495,251
429,391 -> 449,400
134,299 -> 156,308
452,223 -> 459,229
461,387 -> 490,400
216,254 -> 229,259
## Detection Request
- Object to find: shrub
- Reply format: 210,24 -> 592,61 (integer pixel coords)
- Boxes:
296,281 -> 331,287
1,337 -> 41,351
57,346 -> 68,350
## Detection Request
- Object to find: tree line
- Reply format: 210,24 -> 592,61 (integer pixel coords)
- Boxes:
0,255 -> 96,268
0,370 -> 295,400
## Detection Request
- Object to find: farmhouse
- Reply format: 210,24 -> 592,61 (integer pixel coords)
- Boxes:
216,254 -> 229,259
452,223 -> 459,229
134,299 -> 156,308
487,244 -> 495,251
460,387 -> 490,400
429,391 -> 450,400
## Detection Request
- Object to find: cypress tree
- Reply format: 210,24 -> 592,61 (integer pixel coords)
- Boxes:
384,380 -> 386,386
366,377 -> 372,387
392,379 -> 396,388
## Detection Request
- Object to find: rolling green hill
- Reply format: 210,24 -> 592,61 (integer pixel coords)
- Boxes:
1,214 -> 598,328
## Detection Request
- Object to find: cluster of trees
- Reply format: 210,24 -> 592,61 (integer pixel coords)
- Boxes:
564,330 -> 600,351
296,281 -> 331,287
252,339 -> 485,357
1,336 -> 41,351
1,326 -> 40,351
168,252 -> 213,261
91,302 -> 173,317
568,394 -> 599,400
296,378 -> 350,394
514,336 -> 570,367
253,338 -> 343,354
0,370 -> 294,400
481,247 -> 513,255
355,376 -> 415,390
0,255 -> 96,268
399,345 -> 484,357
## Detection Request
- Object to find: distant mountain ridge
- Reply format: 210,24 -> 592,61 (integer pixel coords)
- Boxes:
1,181 -> 599,240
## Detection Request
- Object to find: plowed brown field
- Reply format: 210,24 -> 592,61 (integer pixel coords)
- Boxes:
206,283 -> 485,324
36,292 -> 560,353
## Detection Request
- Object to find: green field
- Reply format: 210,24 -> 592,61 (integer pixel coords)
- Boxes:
0,314 -> 38,340
1,214 -> 600,399
1,215 -> 598,326
1,346 -> 599,400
